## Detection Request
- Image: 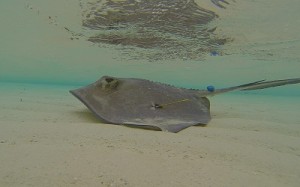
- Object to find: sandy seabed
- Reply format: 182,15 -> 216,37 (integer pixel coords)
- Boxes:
1,82 -> 300,187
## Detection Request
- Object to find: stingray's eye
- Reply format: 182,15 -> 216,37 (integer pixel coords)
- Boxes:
99,76 -> 119,90
105,77 -> 114,83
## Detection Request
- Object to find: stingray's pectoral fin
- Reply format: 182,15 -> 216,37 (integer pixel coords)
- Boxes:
123,124 -> 162,131
123,122 -> 201,133
202,78 -> 300,96
159,123 -> 204,133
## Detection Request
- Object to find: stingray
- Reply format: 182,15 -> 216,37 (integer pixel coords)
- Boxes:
70,76 -> 300,133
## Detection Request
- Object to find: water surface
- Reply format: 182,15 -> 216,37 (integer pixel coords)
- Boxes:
0,0 -> 299,95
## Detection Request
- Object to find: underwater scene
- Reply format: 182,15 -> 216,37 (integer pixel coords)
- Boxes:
1,0 -> 300,186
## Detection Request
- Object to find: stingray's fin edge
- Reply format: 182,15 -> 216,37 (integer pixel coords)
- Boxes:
122,124 -> 163,131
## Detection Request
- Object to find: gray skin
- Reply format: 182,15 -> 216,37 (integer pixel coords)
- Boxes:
70,76 -> 300,133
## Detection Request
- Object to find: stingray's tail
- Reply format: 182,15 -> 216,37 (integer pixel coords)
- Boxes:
200,78 -> 300,96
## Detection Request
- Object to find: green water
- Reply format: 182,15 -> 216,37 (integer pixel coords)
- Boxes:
1,2 -> 300,186
0,0 -> 299,96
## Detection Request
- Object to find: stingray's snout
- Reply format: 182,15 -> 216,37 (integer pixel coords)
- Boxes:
69,89 -> 77,95
69,84 -> 93,100
69,88 -> 82,100
69,85 -> 94,107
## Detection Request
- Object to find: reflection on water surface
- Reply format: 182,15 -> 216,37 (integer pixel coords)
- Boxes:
80,0 -> 229,60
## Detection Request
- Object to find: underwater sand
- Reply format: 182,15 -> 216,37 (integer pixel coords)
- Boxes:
1,0 -> 300,186
1,82 -> 300,186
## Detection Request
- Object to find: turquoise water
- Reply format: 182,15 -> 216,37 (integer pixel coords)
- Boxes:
0,0 -> 299,96
1,2 -> 300,186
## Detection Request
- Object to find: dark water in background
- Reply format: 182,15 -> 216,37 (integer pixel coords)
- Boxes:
0,0 -> 299,96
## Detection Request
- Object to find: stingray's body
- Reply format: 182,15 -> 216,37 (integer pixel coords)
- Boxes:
70,76 -> 300,132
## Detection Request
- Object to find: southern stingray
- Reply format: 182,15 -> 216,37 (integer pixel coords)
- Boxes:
70,76 -> 300,133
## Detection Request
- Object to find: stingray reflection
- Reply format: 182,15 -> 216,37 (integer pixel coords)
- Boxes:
81,0 -> 229,60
